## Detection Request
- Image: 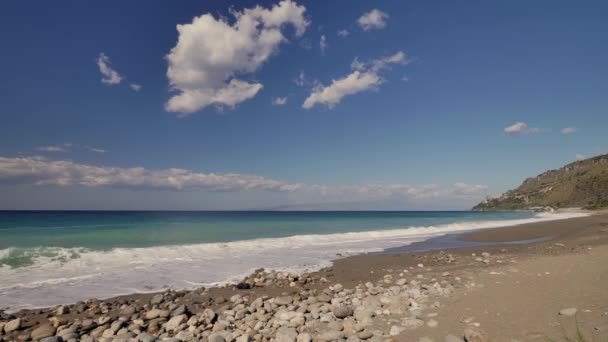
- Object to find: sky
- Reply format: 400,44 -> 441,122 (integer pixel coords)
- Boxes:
0,0 -> 607,210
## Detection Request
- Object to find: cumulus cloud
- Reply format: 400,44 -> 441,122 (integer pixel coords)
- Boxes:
320,34 -> 327,54
358,9 -> 388,31
130,84 -> 142,92
503,122 -> 545,135
272,97 -> 288,105
561,127 -> 576,134
96,53 -> 123,85
0,156 -> 487,202
337,29 -> 350,37
303,51 -> 407,109
165,0 -> 309,115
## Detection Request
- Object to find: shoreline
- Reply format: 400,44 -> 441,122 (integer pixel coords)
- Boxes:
0,210 -> 588,313
1,211 -> 607,341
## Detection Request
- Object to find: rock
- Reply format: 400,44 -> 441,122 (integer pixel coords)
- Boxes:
236,335 -> 252,342
40,337 -> 62,342
274,296 -> 293,306
419,338 -> 435,342
235,282 -> 251,290
202,308 -> 217,324
402,318 -> 424,330
31,324 -> 56,340
296,333 -> 312,342
55,305 -> 69,316
390,325 -> 403,336
137,332 -> 156,342
333,305 -> 354,319
318,330 -> 345,341
464,326 -> 490,342
150,294 -> 164,305
445,335 -> 464,342
427,319 -> 438,328
208,333 -> 226,342
358,331 -> 374,340
165,314 -> 187,331
276,327 -> 298,342
316,294 -> 332,303
175,330 -> 194,341
145,309 -> 169,320
4,318 -> 21,333
119,305 -> 136,317
559,308 -> 578,317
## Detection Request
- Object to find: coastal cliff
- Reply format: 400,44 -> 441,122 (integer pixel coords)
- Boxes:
473,154 -> 608,211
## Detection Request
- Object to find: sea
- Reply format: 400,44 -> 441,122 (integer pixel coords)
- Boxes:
0,210 -> 587,311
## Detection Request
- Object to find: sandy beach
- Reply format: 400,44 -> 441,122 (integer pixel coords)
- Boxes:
2,211 -> 608,341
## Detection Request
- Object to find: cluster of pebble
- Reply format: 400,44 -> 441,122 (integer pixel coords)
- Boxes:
0,267 -> 491,342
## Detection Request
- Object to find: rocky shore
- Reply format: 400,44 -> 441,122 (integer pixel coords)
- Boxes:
2,212 -> 608,342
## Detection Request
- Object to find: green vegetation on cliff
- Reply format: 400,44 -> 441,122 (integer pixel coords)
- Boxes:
473,154 -> 608,211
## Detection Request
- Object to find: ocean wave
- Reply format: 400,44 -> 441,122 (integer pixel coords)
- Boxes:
0,211 -> 588,311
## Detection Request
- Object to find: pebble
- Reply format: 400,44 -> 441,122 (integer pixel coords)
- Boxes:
333,305 -> 354,319
31,324 -> 56,340
3,318 -> 21,333
559,308 -> 578,317
463,326 -> 490,342
427,319 -> 439,328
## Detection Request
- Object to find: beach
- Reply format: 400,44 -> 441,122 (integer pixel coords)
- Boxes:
1,211 -> 607,341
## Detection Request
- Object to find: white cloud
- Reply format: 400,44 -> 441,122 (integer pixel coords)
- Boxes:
272,97 -> 288,105
561,127 -> 576,134
319,34 -> 327,54
165,0 -> 309,115
36,145 -> 66,153
358,9 -> 388,31
84,146 -> 108,154
130,84 -> 142,92
36,144 -> 107,154
0,156 -> 487,202
303,51 -> 407,109
337,29 -> 350,37
503,121 -> 545,135
575,153 -> 586,161
96,53 -> 123,85
294,70 -> 307,87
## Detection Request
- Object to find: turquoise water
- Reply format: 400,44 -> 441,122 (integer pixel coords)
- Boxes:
0,210 -> 584,311
0,210 -> 535,250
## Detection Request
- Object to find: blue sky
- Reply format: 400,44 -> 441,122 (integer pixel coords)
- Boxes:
0,0 -> 607,210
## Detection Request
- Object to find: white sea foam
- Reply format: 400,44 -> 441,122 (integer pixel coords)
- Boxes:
0,211 -> 587,311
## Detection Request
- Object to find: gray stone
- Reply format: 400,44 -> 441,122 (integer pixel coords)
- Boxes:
208,333 -> 226,342
31,324 -> 56,340
318,330 -> 345,341
175,330 -> 194,341
40,337 -> 62,342
445,335 -> 464,342
427,319 -> 438,328
274,296 -> 293,306
358,330 -> 374,340
145,309 -> 169,320
4,318 -> 21,333
332,305 -> 354,319
202,308 -> 217,324
464,326 -> 490,342
165,314 -> 187,331
119,305 -> 137,317
137,332 -> 155,342
275,327 -> 298,342
150,294 -> 164,305
296,333 -> 312,342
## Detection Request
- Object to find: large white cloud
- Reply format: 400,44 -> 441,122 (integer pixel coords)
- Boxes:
165,0 -> 309,115
358,9 -> 388,31
303,51 -> 407,109
0,156 -> 486,202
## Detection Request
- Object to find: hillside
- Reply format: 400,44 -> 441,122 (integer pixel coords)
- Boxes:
473,154 -> 608,211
